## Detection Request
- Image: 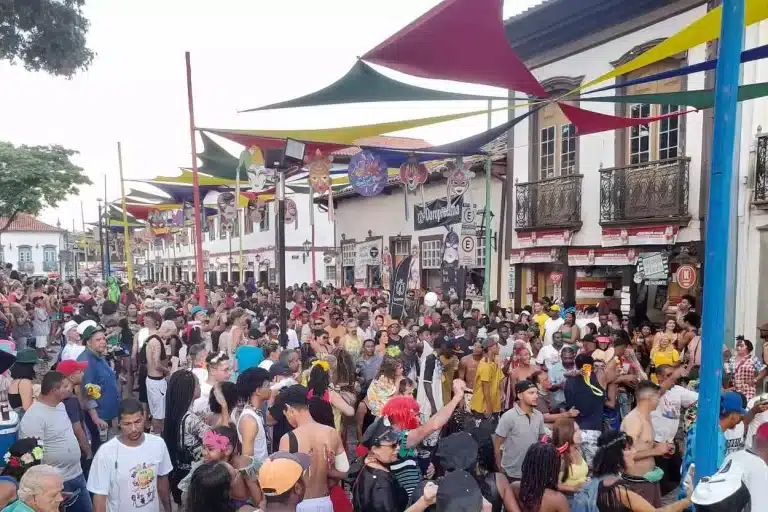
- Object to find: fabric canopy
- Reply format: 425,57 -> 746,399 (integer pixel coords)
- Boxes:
125,189 -> 171,203
198,132 -> 244,180
363,0 -> 547,97
242,60 -> 509,112
134,169 -> 237,187
581,82 -> 768,110
200,131 -> 346,154
584,43 -> 768,95
581,0 -> 768,90
358,148 -> 478,166
558,103 -> 693,136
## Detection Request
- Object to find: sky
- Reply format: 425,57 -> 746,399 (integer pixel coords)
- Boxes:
0,0 -> 541,230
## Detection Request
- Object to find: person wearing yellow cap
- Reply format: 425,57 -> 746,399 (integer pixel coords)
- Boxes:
258,451 -> 309,511
543,305 -> 564,347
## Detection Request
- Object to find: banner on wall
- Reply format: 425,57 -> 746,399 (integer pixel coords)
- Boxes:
389,255 -> 413,319
517,229 -> 574,248
601,225 -> 678,247
414,195 -> 463,231
568,248 -> 639,266
355,239 -> 382,266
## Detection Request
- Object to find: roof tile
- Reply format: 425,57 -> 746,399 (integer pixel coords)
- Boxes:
0,214 -> 62,232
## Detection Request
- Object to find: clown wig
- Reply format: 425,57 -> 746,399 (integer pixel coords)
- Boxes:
381,395 -> 421,431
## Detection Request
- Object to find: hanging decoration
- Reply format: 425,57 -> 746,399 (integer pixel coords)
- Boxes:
408,247 -> 421,291
217,192 -> 237,233
444,158 -> 475,199
398,154 -> 428,220
247,198 -> 267,223
381,247 -> 393,291
305,149 -> 335,224
348,151 -> 389,197
441,230 -> 460,298
148,209 -> 167,234
284,198 -> 298,230
241,146 -> 276,190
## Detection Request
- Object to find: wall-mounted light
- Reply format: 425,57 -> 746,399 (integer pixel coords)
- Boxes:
302,240 -> 312,263
367,229 -> 373,238
340,233 -> 346,241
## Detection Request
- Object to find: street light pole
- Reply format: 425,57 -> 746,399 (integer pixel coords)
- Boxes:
277,167 -> 287,339
97,199 -> 105,280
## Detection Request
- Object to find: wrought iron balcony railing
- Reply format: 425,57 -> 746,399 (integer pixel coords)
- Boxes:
515,174 -> 583,231
42,261 -> 58,272
599,157 -> 690,225
754,133 -> 767,206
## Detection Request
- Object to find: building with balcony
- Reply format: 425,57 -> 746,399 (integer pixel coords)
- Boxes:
504,0 -> 719,323
0,214 -> 66,278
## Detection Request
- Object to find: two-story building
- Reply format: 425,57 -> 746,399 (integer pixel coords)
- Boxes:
0,214 -> 66,277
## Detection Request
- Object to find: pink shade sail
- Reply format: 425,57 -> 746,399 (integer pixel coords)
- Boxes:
557,103 -> 695,136
363,0 -> 548,97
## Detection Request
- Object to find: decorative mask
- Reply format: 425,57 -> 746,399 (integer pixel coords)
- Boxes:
444,158 -> 475,198
217,192 -> 237,221
398,156 -> 428,191
348,151 -> 388,197
442,231 -> 460,265
148,209 -> 166,229
284,198 -> 297,224
305,149 -> 333,195
247,198 -> 267,223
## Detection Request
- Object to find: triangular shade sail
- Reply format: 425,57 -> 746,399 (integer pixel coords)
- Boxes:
363,0 -> 547,97
558,103 -> 693,136
138,170 -> 237,187
580,0 -> 768,90
200,132 -> 345,154
581,82 -> 768,111
198,132 -> 243,180
242,60 -> 510,112
125,189 -> 171,203
129,182 -> 229,203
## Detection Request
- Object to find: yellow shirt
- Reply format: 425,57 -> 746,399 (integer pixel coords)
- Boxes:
560,454 -> 589,487
470,359 -> 503,413
533,313 -> 549,338
650,347 -> 680,383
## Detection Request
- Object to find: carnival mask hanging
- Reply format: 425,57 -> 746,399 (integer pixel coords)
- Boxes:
348,151 -> 388,197
148,209 -> 166,230
217,192 -> 237,233
284,198 -> 298,228
398,154 -> 429,220
242,146 -> 275,191
247,198 -> 267,223
442,230 -> 460,265
444,158 -> 474,199
306,149 -> 333,195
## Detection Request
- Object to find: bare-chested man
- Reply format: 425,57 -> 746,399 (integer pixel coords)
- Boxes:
458,341 -> 484,393
504,345 -> 540,408
277,385 -> 349,512
143,331 -> 169,434
620,380 -> 673,507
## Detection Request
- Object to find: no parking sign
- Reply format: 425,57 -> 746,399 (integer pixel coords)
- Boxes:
460,235 -> 475,266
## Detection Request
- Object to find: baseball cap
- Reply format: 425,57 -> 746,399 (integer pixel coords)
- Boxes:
435,470 -> 483,512
57,360 -> 88,376
269,362 -> 292,378
258,451 -> 310,497
721,391 -> 747,416
248,327 -> 262,339
515,379 -> 537,395
691,460 -> 750,511
550,304 -> 561,312
77,320 -> 104,342
62,320 -> 78,337
361,417 -> 400,448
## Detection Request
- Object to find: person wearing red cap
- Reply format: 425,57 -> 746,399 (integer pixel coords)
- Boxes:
58,360 -> 92,463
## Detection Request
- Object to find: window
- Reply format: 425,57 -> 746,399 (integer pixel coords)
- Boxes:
629,103 -> 651,165
208,218 -> 216,241
475,241 -> 486,269
259,204 -> 270,232
560,124 -> 577,175
43,246 -> 56,262
342,242 -> 355,286
244,212 -> 254,234
391,237 -> 411,267
268,267 -> 277,285
421,239 -> 442,269
325,264 -> 337,283
539,126 -> 555,179
659,105 -> 680,160
18,246 -> 31,263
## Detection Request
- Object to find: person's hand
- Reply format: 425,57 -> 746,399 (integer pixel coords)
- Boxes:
484,406 -> 492,419
684,463 -> 695,499
654,442 -> 674,456
750,400 -> 768,415
567,407 -> 580,418
452,379 -> 467,396
95,418 -> 108,431
422,482 -> 438,505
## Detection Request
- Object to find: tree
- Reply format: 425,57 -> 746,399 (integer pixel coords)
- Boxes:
0,141 -> 92,232
0,0 -> 95,78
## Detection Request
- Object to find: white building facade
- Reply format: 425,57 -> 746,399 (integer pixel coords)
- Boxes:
0,214 -> 66,277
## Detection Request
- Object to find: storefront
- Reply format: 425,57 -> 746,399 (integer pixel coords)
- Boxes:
511,247 -> 571,306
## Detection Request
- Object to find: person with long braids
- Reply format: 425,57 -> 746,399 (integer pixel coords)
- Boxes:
511,443 -> 568,511
305,361 -> 355,429
590,430 -> 693,512
162,370 -> 229,505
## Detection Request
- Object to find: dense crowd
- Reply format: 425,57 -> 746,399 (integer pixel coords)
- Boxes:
0,265 -> 765,512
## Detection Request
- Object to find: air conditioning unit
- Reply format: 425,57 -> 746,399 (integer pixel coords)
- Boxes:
323,255 -> 336,265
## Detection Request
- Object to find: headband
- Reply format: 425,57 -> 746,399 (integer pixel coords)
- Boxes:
209,351 -> 227,365
311,360 -> 330,372
202,431 -> 231,451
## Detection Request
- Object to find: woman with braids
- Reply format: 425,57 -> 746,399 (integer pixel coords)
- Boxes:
305,361 -> 355,429
589,430 -> 693,512
511,442 -> 568,511
330,347 -> 358,450
162,369 -> 230,504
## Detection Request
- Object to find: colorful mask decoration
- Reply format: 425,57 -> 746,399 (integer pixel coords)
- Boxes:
218,192 -> 236,233
348,151 -> 388,197
242,146 -> 276,190
247,197 -> 267,223
444,158 -> 475,199
381,247 -> 393,291
398,154 -> 429,220
305,149 -> 335,223
284,198 -> 298,229
148,209 -> 167,232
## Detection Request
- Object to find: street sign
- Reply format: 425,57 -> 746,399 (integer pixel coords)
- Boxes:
676,264 -> 697,289
461,204 -> 476,225
549,271 -> 563,284
460,235 -> 475,267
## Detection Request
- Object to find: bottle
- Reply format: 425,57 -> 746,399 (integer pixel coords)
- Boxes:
0,402 -> 10,422
99,423 -> 108,442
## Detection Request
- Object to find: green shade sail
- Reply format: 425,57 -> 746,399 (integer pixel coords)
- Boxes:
198,132 -> 243,181
241,60 -> 510,112
580,82 -> 768,110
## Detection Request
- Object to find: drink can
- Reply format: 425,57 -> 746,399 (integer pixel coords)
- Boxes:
99,424 -> 108,442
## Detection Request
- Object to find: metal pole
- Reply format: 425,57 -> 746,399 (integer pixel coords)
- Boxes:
117,142 -> 134,289
72,219 -> 78,281
97,202 -> 105,280
236,171 -> 244,285
311,224 -> 316,284
228,230 -> 233,283
695,0 -> 744,482
103,176 -> 111,277
277,168 -> 287,339
483,100 -> 492,313
186,51 -> 207,308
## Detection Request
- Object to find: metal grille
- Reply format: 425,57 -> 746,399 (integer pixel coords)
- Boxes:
755,134 -> 768,203
421,240 -> 442,269
515,174 -> 583,230
600,157 -> 690,223
341,243 -> 355,266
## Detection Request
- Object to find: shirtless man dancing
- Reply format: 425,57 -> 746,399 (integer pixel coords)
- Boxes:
277,385 -> 350,512
144,332 -> 169,434
459,340 -> 484,404
620,380 -> 673,507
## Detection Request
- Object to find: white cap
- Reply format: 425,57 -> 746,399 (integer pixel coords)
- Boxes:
76,320 -> 98,336
691,461 -> 749,507
62,320 -> 78,337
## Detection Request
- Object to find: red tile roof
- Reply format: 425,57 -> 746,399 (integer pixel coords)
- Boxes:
332,135 -> 431,157
0,214 -> 62,232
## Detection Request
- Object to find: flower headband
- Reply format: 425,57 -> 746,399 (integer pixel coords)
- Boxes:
202,431 -> 231,451
311,360 -> 330,372
209,351 -> 227,365
3,440 -> 43,468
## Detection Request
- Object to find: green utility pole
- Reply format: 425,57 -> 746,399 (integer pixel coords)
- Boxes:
483,100 -> 492,313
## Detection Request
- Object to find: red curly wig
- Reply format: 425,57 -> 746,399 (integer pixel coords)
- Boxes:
381,395 -> 421,430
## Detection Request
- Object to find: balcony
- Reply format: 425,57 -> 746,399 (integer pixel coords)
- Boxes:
515,174 -> 583,231
42,261 -> 58,272
17,261 -> 33,273
599,157 -> 690,225
754,134 -> 768,208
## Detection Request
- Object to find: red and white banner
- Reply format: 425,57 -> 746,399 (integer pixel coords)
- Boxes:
602,225 -> 678,247
568,248 -> 639,267
517,229 -> 574,248
510,248 -> 561,265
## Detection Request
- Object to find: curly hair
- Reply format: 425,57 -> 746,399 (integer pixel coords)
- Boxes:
331,347 -> 355,389
376,356 -> 399,381
381,395 -> 420,431
518,443 -> 559,512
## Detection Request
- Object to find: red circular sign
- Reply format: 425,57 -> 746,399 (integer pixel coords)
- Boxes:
549,271 -> 564,284
676,264 -> 697,289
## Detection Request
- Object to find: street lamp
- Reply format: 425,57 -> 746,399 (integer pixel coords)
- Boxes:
96,199 -> 105,280
302,239 -> 312,264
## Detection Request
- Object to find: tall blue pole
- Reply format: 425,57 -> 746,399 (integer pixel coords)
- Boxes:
695,0 -> 744,481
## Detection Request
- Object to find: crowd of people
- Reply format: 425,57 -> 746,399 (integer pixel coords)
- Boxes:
0,264 -> 766,512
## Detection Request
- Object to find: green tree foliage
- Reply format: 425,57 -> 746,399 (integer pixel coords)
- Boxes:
0,141 -> 92,231
0,0 -> 95,78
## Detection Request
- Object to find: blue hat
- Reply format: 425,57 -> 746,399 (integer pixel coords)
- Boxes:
721,391 -> 747,416
190,305 -> 206,317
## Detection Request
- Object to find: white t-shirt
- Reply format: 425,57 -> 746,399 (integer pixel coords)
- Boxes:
61,343 -> 86,361
285,329 -> 300,350
236,408 -> 269,463
723,449 -> 768,506
575,316 -> 599,334
651,385 -> 699,442
192,381 -> 213,416
746,395 -> 768,450
535,344 -> 561,370
87,434 -> 173,512
258,359 -> 274,371
725,422 -> 746,455
191,367 -> 208,385
543,317 -> 564,346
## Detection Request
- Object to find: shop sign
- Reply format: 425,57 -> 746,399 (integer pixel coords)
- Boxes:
676,264 -> 697,289
568,248 -> 639,266
518,229 -> 574,248
510,248 -> 561,265
601,225 -> 678,247
636,252 -> 669,285
355,240 -> 382,267
414,195 -> 463,231
549,271 -> 563,284
460,234 -> 475,267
